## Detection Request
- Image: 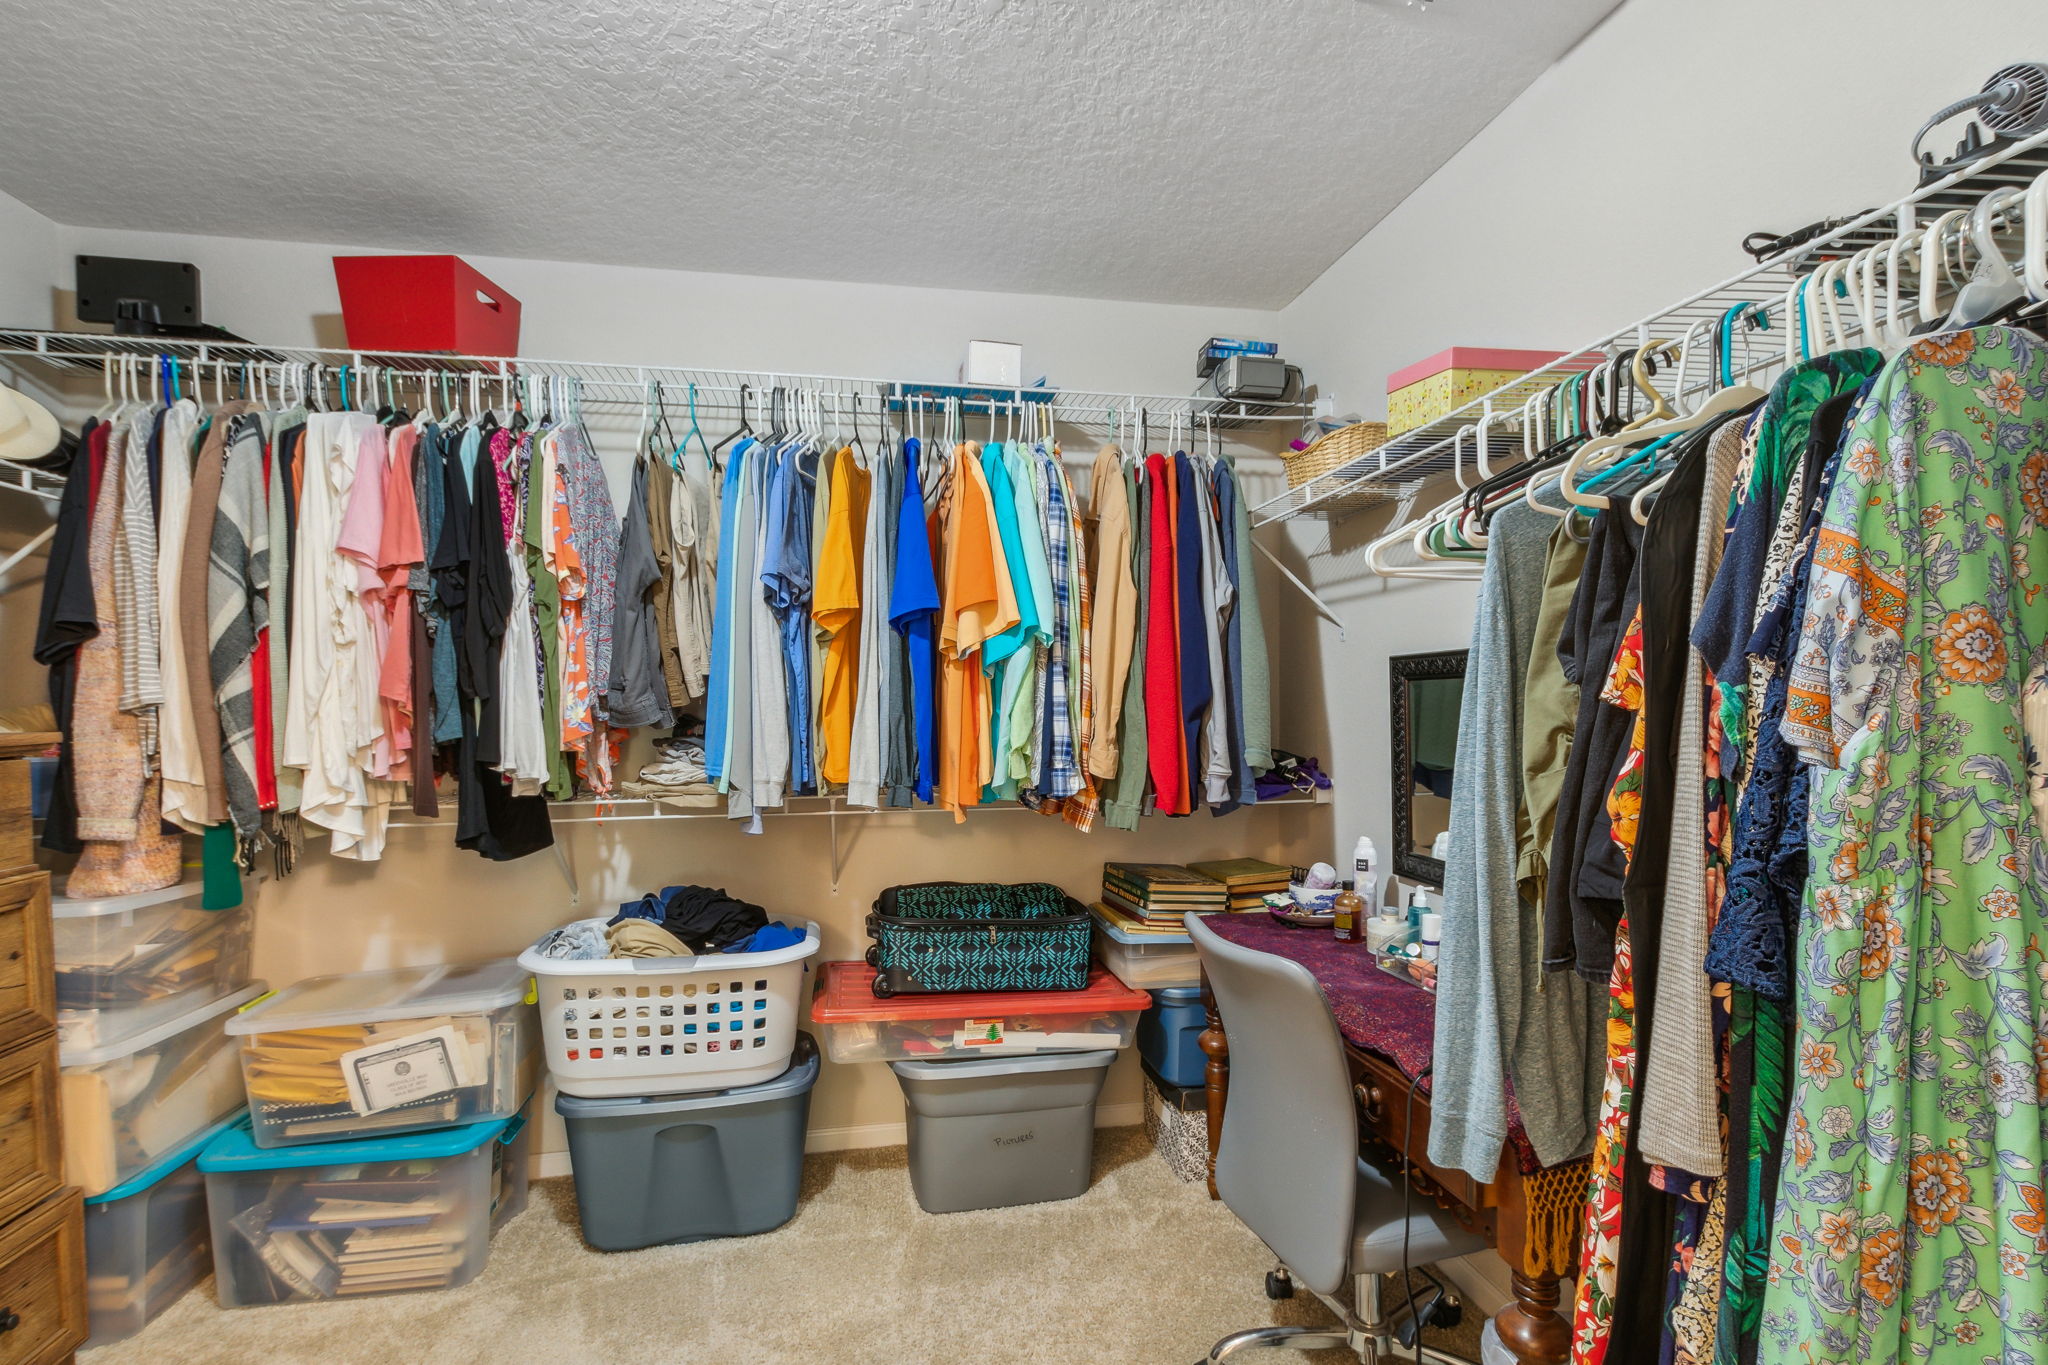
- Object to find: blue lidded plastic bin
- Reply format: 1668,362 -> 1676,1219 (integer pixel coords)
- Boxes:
82,1112 -> 244,1347
1136,985 -> 1206,1088
197,1102 -> 531,1306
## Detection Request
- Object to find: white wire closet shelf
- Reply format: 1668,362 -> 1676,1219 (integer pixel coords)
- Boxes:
1251,126 -> 2048,527
0,328 -> 1310,441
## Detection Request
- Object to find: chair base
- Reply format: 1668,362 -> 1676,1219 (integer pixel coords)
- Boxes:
1203,1325 -> 1351,1361
1201,1268 -> 1483,1364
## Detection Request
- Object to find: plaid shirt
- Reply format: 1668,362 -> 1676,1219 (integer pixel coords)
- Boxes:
1039,450 -> 1079,798
1024,444 -> 1099,830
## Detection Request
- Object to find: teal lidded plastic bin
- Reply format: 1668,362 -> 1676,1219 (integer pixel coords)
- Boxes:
197,1099 -> 530,1306
82,1112 -> 244,1347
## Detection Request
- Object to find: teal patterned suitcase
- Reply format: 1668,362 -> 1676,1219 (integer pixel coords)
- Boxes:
864,882 -> 1091,997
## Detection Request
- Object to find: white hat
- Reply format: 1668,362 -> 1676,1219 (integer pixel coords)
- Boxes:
0,384 -> 59,466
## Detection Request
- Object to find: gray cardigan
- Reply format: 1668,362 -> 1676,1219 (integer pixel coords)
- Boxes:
1428,498 -> 1604,1178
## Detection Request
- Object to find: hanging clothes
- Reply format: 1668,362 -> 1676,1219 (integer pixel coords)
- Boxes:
1434,497 -> 1605,1181
34,418 -> 100,855
814,444 -> 869,788
1085,443 -> 1137,781
1756,327 -> 2048,1363
68,411 -> 180,898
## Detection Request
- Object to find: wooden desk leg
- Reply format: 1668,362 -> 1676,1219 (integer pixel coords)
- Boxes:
1199,970 -> 1228,1201
1495,1270 -> 1571,1365
1490,1159 -> 1573,1365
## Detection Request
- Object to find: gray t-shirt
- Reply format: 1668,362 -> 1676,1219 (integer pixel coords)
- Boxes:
606,458 -> 676,730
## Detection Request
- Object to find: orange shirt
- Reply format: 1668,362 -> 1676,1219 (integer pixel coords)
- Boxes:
813,446 -> 869,787
938,446 -> 1018,818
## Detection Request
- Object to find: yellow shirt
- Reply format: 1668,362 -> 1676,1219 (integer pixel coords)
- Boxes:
812,446 -> 869,787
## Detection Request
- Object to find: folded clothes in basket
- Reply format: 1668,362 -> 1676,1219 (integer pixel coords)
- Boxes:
531,921 -> 607,961
605,920 -> 690,958
610,884 -> 767,952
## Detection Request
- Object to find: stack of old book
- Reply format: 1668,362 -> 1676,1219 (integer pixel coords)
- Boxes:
1186,859 -> 1291,912
1097,863 -> 1227,935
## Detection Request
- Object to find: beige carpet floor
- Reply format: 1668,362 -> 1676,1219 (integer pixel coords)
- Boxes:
86,1128 -> 1480,1365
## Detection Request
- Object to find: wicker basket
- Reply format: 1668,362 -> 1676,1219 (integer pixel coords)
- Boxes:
1281,421 -> 1390,489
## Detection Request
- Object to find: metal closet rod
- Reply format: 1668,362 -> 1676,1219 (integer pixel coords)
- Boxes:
0,331 -> 1310,427
1248,121 -> 2048,524
384,788 -> 1324,828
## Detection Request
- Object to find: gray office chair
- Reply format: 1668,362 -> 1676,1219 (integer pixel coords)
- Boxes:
1189,914 -> 1488,1364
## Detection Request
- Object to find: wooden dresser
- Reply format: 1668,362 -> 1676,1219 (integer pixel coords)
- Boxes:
0,734 -> 85,1365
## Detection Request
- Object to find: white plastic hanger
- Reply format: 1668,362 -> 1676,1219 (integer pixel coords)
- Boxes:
2024,167 -> 2048,303
2021,168 -> 2048,304
1364,491 -> 1484,579
1919,209 -> 1971,327
1877,230 -> 1919,351
1945,187 -> 2029,329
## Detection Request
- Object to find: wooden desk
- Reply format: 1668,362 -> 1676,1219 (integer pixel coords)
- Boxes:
1194,920 -> 1584,1365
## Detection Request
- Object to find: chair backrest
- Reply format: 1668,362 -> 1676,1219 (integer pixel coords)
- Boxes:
1188,915 -> 1359,1298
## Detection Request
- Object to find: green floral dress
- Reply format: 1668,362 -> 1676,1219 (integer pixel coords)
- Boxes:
1760,327 -> 2048,1363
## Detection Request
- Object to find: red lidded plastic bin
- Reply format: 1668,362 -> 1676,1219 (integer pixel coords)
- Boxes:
331,255 -> 521,356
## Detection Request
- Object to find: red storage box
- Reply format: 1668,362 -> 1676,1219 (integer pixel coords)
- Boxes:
808,960 -> 1150,1063
332,255 -> 521,356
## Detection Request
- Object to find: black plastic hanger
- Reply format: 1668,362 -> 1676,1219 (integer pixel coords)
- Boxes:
713,382 -> 754,454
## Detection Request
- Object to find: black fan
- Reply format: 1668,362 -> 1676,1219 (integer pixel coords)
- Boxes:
1913,62 -> 2048,182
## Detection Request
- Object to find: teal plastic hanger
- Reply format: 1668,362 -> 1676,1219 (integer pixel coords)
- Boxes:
672,383 -> 714,473
1568,431 -> 1681,518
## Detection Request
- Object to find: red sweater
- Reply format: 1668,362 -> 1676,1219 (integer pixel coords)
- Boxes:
1143,454 -> 1185,814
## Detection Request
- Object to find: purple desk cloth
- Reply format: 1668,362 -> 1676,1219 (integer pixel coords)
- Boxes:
1203,913 -> 1541,1174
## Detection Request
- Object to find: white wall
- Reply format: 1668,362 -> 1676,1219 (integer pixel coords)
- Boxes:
0,211 -> 1334,1164
0,188 -> 61,330
1267,0 -> 2035,1313
58,223 -> 1278,394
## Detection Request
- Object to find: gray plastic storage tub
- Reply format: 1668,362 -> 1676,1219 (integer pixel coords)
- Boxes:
555,1033 -> 819,1251
889,1048 -> 1116,1214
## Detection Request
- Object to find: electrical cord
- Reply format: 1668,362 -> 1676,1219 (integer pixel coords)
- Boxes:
1402,1063 -> 1430,1359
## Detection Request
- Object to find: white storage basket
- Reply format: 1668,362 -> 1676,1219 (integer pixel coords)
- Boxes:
517,919 -> 821,1098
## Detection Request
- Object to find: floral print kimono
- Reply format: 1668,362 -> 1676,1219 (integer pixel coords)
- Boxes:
1759,328 -> 2048,1363
1570,608 -> 1648,1365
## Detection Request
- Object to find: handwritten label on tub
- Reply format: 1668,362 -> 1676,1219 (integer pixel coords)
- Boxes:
341,1025 -> 479,1115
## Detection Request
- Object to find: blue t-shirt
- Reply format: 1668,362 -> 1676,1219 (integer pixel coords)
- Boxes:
704,438 -> 753,783
888,439 -> 942,803
760,447 -> 817,795
979,443 -> 1036,670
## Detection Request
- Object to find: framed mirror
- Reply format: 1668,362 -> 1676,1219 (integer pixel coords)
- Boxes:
1389,649 -> 1467,887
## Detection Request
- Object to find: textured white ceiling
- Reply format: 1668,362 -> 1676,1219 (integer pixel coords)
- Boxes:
0,0 -> 1619,308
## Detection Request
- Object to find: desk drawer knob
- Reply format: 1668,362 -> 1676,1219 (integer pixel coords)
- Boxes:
0,1307 -> 19,1333
1356,1082 -> 1386,1122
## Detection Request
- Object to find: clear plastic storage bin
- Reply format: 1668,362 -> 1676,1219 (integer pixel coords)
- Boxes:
1374,928 -> 1438,993
1092,923 -> 1200,990
198,1100 -> 531,1307
809,961 -> 1149,1063
81,1113 -> 242,1347
224,959 -> 536,1148
60,983 -> 268,1197
52,882 -> 253,1052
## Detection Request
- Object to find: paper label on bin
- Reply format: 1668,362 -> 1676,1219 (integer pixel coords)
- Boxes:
340,1025 -> 478,1115
957,1019 -> 1007,1048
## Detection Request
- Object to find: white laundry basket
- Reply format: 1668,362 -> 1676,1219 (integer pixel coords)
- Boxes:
517,919 -> 820,1098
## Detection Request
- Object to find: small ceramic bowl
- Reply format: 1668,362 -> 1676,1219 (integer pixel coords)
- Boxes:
1287,884 -> 1340,913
